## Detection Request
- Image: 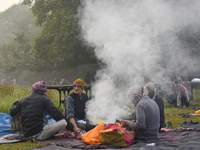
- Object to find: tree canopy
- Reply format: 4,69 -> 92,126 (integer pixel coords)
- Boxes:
23,0 -> 97,70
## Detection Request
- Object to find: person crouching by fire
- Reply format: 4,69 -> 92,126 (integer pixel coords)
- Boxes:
65,78 -> 95,132
121,86 -> 160,141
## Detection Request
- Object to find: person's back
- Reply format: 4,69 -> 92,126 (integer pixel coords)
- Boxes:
10,81 -> 77,140
133,96 -> 160,140
19,92 -> 54,137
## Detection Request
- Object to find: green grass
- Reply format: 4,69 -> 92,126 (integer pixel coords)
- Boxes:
0,85 -> 200,149
0,142 -> 49,150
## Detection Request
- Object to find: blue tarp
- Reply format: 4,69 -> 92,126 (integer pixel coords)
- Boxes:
0,113 -> 55,137
0,113 -> 12,137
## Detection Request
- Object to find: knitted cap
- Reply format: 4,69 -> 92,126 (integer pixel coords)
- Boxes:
73,78 -> 84,89
128,86 -> 143,106
32,81 -> 47,97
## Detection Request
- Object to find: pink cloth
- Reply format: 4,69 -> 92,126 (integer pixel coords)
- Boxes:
32,81 -> 47,97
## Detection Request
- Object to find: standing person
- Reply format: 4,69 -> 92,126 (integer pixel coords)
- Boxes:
65,78 -> 95,132
121,86 -> 160,141
170,76 -> 189,107
144,82 -> 165,131
84,71 -> 91,85
10,81 -> 79,140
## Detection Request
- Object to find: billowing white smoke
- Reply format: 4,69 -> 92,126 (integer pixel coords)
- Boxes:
78,0 -> 200,123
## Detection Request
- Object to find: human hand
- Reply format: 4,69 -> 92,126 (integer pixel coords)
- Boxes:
73,126 -> 81,134
84,108 -> 88,114
121,120 -> 130,127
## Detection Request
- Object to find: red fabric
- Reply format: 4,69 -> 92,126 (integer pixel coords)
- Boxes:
32,81 -> 47,96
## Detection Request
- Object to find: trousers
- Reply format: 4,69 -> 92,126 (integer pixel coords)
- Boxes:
35,119 -> 67,140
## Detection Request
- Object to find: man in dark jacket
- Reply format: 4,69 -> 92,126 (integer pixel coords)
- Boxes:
10,81 -> 79,140
65,78 -> 95,132
144,82 -> 165,131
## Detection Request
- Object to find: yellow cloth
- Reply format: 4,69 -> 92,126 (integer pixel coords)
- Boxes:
73,78 -> 84,89
195,110 -> 200,114
81,123 -> 105,144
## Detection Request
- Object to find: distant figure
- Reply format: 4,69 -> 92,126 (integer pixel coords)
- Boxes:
13,78 -> 16,85
170,76 -> 189,107
60,78 -> 65,85
1,79 -> 6,85
84,71 -> 91,84
144,82 -> 165,131
10,81 -> 79,140
91,71 -> 96,83
52,78 -> 57,85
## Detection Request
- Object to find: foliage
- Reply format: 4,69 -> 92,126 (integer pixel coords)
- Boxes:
23,0 -> 97,70
177,26 -> 200,58
0,4 -> 43,73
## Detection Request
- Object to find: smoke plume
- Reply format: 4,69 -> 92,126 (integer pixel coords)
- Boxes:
78,0 -> 200,123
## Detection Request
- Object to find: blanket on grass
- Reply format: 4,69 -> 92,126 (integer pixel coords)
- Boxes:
2,126 -> 200,149
24,125 -> 200,150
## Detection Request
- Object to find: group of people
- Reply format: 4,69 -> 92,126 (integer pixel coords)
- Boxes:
10,78 -> 167,141
10,79 -> 93,140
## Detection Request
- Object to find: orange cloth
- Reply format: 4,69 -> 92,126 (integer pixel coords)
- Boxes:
81,123 -> 105,144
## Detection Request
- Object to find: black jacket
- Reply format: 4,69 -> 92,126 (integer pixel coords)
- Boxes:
154,94 -> 165,129
10,91 -> 74,137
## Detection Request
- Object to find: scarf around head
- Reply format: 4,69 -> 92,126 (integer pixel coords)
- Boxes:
128,86 -> 143,106
32,81 -> 47,97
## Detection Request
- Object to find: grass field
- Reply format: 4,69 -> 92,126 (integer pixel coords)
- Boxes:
0,84 -> 200,150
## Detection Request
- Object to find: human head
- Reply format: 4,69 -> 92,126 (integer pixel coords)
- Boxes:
73,78 -> 84,95
177,77 -> 182,83
144,82 -> 156,99
32,81 -> 47,97
128,86 -> 143,106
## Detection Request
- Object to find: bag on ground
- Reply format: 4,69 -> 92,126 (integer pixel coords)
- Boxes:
81,123 -> 105,144
99,123 -> 132,147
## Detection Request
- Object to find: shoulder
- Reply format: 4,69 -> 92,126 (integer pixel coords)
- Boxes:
82,93 -> 89,100
155,94 -> 163,101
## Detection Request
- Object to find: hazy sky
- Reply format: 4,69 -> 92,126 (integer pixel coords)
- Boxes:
0,0 -> 20,12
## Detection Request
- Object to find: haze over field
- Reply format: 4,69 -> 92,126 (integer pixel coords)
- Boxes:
78,0 -> 200,123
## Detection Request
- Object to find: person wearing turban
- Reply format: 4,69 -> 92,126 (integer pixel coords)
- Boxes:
121,86 -> 160,141
65,78 -> 95,132
10,81 -> 79,140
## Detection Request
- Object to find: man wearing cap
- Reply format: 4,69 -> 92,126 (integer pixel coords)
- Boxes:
10,81 -> 79,140
65,78 -> 95,132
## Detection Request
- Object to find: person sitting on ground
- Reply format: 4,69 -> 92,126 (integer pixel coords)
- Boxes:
65,78 -> 95,132
10,81 -> 79,140
170,76 -> 189,107
144,82 -> 165,131
121,86 -> 160,141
